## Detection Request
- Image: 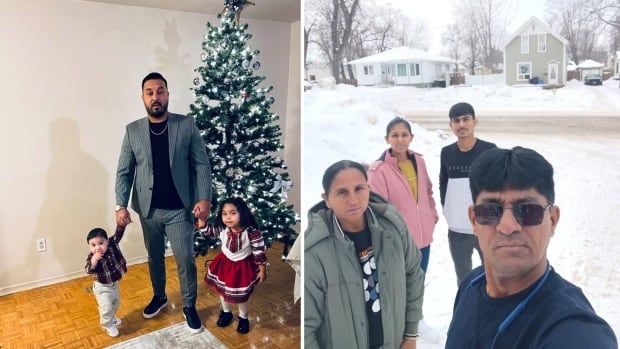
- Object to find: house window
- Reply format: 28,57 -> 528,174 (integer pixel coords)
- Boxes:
517,62 -> 532,80
410,63 -> 420,76
397,63 -> 407,76
363,65 -> 374,75
538,34 -> 546,52
521,35 -> 529,54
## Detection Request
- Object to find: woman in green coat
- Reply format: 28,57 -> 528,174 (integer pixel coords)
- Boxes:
304,160 -> 425,349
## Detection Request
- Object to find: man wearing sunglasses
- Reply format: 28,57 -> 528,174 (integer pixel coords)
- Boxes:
440,102 -> 496,285
445,147 -> 616,349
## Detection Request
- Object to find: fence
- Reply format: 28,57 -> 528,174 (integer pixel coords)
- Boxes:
464,73 -> 505,85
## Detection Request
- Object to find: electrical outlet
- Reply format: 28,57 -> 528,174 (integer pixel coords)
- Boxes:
37,238 -> 47,252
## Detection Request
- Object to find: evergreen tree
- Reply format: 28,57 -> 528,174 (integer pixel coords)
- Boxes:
190,0 -> 298,257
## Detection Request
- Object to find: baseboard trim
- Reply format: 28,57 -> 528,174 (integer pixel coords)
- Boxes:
0,251 -> 173,297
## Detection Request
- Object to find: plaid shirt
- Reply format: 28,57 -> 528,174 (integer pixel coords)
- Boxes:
85,226 -> 127,283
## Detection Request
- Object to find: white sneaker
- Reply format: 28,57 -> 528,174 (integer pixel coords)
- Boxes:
113,317 -> 122,326
104,325 -> 119,337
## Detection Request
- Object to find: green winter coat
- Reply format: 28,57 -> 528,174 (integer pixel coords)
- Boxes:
304,192 -> 425,349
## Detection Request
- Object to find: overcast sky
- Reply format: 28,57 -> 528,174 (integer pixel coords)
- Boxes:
376,0 -> 547,55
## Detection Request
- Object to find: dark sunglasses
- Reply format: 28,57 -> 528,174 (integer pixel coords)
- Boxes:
473,203 -> 553,226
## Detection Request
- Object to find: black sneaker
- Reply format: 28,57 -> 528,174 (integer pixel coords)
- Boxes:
216,310 -> 233,327
142,296 -> 168,319
183,306 -> 203,334
237,316 -> 250,334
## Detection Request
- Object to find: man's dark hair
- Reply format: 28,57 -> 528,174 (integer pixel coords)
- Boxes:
469,146 -> 555,204
87,228 -> 108,242
449,102 -> 475,120
141,72 -> 168,89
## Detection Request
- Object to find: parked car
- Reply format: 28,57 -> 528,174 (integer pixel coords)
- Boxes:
584,74 -> 602,85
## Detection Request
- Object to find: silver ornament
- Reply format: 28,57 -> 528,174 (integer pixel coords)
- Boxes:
193,77 -> 200,85
242,60 -> 250,69
252,61 -> 261,70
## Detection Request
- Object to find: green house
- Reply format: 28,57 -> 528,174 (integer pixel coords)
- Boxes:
503,16 -> 568,86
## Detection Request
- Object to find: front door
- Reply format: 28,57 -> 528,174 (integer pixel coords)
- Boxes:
548,63 -> 558,84
381,64 -> 394,84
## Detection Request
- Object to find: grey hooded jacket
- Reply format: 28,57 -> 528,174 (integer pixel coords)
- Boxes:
304,192 -> 424,349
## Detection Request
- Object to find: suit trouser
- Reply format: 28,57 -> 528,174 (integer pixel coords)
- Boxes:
93,281 -> 120,328
140,208 -> 197,308
448,230 -> 484,286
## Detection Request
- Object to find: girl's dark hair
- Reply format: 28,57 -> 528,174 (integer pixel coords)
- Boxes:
217,197 -> 258,229
386,116 -> 412,136
87,228 -> 108,242
322,160 -> 367,193
469,146 -> 555,204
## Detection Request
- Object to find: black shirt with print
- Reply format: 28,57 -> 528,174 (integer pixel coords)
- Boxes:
344,228 -> 384,349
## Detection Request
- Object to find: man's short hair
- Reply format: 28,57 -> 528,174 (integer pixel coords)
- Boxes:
449,102 -> 475,120
469,146 -> 555,204
142,72 -> 167,89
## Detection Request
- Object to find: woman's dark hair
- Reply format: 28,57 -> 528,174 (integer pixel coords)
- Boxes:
322,160 -> 368,193
217,197 -> 258,229
385,116 -> 412,136
87,228 -> 108,242
469,146 -> 555,204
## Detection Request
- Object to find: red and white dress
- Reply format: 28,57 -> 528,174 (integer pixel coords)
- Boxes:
199,225 -> 267,303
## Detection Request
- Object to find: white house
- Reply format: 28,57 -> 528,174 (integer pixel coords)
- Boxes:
612,51 -> 620,78
503,16 -> 568,85
577,59 -> 604,79
348,46 -> 456,86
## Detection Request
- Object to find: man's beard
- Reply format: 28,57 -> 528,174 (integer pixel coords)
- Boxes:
146,102 -> 168,118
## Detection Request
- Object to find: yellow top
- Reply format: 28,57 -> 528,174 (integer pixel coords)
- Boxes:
398,160 -> 418,202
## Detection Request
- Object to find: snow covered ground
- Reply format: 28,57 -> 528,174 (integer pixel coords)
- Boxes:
303,80 -> 620,347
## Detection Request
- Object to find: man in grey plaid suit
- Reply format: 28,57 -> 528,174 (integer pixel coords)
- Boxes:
115,72 -> 212,333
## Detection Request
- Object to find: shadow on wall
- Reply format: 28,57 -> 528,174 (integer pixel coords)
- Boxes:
154,19 -> 193,94
28,118 -> 109,283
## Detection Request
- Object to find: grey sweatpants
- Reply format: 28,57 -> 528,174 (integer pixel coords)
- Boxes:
93,281 -> 120,328
448,230 -> 484,286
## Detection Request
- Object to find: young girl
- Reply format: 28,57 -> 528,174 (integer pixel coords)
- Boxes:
196,197 -> 267,334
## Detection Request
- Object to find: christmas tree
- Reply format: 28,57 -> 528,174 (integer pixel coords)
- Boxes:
190,0 -> 298,257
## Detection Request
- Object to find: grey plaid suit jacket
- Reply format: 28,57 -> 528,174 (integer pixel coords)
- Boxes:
115,113 -> 212,217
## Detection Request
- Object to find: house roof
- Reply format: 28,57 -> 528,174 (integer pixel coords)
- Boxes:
503,16 -> 568,49
577,59 -> 604,69
348,46 -> 456,65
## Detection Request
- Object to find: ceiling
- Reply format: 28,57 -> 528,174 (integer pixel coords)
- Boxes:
85,0 -> 300,23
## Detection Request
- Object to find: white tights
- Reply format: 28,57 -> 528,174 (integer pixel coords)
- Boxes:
220,296 -> 249,319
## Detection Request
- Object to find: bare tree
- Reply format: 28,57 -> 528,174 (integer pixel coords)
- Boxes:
547,0 -> 604,63
588,0 -> 620,29
442,24 -> 464,71
453,0 -> 513,72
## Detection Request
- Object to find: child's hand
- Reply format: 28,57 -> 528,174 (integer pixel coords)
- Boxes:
257,265 -> 267,284
195,217 -> 207,229
91,251 -> 103,265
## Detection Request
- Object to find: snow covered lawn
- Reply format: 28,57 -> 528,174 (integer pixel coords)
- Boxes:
303,82 -> 620,347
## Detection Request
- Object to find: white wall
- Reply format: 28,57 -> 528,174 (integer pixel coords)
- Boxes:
0,0 -> 298,295
285,21 -> 301,229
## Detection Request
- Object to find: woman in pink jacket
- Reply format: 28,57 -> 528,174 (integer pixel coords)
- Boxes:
368,117 -> 438,272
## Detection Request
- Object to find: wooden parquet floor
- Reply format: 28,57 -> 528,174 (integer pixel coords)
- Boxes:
0,243 -> 300,348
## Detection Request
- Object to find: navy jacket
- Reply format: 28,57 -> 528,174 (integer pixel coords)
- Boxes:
446,265 -> 617,349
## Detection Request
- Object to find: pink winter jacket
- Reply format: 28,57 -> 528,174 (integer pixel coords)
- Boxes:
367,149 -> 438,248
